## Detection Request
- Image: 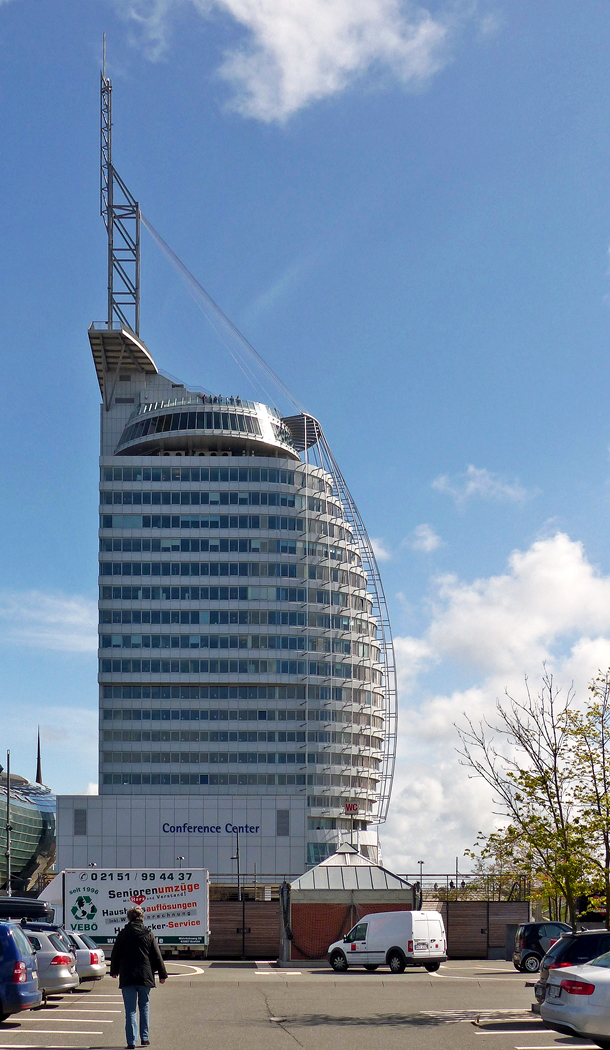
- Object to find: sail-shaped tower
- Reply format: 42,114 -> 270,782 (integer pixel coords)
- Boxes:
57,68 -> 396,877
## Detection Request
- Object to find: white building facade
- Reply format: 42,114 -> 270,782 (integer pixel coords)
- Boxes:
57,324 -> 396,879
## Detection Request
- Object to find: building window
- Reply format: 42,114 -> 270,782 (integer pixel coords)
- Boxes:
276,810 -> 290,837
73,809 -> 87,836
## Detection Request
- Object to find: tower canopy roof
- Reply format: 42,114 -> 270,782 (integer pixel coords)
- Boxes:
89,324 -> 158,396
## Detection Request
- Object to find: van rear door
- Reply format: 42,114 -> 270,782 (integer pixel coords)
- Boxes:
426,916 -> 444,952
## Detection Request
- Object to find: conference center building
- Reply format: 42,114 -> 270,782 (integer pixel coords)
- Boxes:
56,319 -> 397,879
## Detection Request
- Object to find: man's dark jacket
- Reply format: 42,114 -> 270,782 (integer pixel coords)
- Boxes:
110,919 -> 168,988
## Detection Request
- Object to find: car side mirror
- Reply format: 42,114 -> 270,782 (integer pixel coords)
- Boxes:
343,936 -> 349,943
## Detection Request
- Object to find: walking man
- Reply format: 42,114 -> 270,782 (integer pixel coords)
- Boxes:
110,906 -> 168,1049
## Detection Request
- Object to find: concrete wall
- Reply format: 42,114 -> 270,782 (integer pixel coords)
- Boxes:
57,793 -> 307,878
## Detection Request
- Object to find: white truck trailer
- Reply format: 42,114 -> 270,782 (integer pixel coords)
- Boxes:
42,867 -> 210,958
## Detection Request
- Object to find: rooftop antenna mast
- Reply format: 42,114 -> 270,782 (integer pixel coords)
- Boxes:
100,35 -> 140,335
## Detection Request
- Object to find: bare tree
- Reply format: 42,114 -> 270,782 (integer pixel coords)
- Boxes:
569,671 -> 610,928
456,669 -> 583,928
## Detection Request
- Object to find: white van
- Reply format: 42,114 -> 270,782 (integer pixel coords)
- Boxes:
327,910 -> 447,973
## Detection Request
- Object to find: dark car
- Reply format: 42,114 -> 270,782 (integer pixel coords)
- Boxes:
534,928 -> 610,1003
513,921 -> 571,973
0,921 -> 42,1022
0,898 -> 54,924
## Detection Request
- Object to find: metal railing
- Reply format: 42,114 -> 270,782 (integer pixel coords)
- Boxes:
398,872 -> 531,902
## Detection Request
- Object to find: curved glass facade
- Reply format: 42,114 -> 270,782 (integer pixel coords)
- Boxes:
0,774 -> 56,893
94,331 -> 396,866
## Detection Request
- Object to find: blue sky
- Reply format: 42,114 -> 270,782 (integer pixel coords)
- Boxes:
3,0 -> 610,872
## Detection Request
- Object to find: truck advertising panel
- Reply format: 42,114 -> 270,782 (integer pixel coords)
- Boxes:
62,868 -> 209,950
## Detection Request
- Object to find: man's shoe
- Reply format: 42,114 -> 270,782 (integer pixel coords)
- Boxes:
142,1043 -> 150,1047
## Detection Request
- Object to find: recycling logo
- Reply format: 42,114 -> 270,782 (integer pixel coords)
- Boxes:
71,895 -> 97,921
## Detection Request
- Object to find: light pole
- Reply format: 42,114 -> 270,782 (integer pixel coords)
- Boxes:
231,830 -> 245,960
418,859 -> 424,908
5,751 -> 12,898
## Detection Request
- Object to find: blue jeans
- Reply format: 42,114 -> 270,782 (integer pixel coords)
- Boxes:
122,984 -> 151,1046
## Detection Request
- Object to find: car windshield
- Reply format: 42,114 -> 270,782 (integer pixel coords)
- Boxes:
11,926 -> 35,957
80,935 -> 99,950
52,930 -> 73,952
591,952 -> 610,968
544,937 -> 570,961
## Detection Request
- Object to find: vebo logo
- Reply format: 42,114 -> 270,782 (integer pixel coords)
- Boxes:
71,896 -> 97,921
70,895 -> 99,932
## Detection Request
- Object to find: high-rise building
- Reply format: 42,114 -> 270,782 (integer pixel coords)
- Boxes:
56,68 -> 396,879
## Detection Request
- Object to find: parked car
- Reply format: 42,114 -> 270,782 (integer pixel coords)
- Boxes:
328,910 -> 447,973
22,924 -> 78,996
535,929 -> 610,1003
0,921 -> 42,1022
540,953 -> 610,1048
65,932 -> 106,984
0,898 -> 54,924
513,921 -> 571,973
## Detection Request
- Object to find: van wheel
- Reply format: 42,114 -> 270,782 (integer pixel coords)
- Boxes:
330,951 -> 348,972
424,962 -> 440,972
387,951 -> 406,974
363,965 -> 378,971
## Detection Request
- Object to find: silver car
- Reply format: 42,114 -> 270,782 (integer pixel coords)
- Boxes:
23,925 -> 78,995
65,932 -> 106,984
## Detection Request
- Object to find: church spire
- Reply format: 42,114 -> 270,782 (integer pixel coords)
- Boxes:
35,727 -> 42,785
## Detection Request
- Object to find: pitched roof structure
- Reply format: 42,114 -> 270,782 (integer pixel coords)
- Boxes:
289,844 -> 415,900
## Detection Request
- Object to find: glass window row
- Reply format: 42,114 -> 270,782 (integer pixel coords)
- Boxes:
100,559 -> 301,578
101,466 -> 297,485
100,536 -> 298,554
100,513 -> 349,540
98,549 -> 364,589
97,575 -> 369,611
100,632 -> 371,656
99,528 -> 356,565
102,772 -> 306,786
119,409 -> 263,446
99,657 -> 380,682
98,603 -> 374,636
100,684 -> 374,703
102,750 -> 380,769
100,490 -> 299,507
101,771 -> 376,789
99,581 -> 307,602
103,728 -> 381,746
104,729 -> 307,742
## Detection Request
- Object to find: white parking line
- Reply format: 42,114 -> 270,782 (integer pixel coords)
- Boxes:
513,1045 -> 597,1049
255,971 -> 302,976
0,1031 -> 103,1036
21,1017 -> 113,1024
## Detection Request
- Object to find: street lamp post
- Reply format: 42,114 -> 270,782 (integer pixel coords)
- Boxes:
231,830 -> 245,960
418,859 -> 424,908
5,751 -> 12,898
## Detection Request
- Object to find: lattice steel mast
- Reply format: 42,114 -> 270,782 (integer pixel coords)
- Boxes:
101,43 -> 140,335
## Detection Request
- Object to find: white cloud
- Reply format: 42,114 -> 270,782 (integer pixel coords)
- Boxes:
371,537 -> 391,562
118,0 -> 464,121
407,523 -> 443,552
432,464 -> 534,506
0,591 -> 97,653
380,533 -> 610,872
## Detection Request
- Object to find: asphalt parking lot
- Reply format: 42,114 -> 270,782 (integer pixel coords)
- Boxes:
0,960 -> 598,1050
